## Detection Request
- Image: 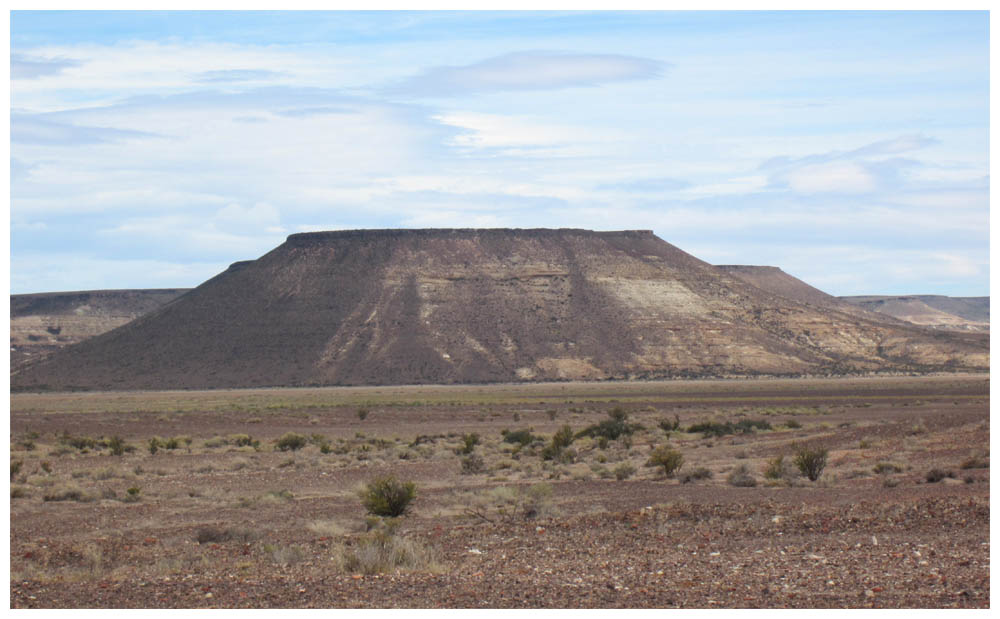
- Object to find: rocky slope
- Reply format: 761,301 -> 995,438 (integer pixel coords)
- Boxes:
10,229 -> 988,391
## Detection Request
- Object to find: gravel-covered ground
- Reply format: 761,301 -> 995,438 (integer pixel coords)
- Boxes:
10,375 -> 989,608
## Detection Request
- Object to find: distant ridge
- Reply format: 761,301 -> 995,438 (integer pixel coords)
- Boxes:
11,229 -> 988,391
840,295 -> 989,332
10,288 -> 190,369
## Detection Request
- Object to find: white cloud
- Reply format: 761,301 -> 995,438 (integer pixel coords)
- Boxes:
784,161 -> 878,194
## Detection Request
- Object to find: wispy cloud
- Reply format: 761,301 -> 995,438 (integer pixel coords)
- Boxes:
195,69 -> 288,83
275,106 -> 354,118
11,53 -> 81,79
389,51 -> 666,97
761,134 -> 938,194
11,113 -> 161,145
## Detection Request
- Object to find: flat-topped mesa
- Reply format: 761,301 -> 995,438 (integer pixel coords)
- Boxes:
11,229 -> 988,391
284,228 -> 656,246
716,265 -> 783,273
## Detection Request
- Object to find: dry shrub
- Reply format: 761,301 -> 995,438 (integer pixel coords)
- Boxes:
726,464 -> 757,487
43,484 -> 93,502
341,524 -> 441,575
307,520 -> 347,538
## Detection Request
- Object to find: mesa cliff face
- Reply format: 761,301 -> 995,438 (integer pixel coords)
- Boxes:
11,229 -> 989,390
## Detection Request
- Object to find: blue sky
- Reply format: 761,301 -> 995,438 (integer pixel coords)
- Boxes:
10,11 -> 989,296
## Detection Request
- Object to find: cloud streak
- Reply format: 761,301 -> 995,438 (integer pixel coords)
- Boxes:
389,51 -> 666,97
11,53 -> 81,79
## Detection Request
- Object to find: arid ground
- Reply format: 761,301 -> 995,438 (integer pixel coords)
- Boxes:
9,374 -> 989,608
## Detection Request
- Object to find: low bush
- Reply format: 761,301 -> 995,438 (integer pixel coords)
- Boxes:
123,486 -> 142,503
960,454 -> 989,470
541,425 -> 575,461
61,434 -> 97,451
231,434 -> 257,448
726,464 -> 757,487
613,463 -> 636,480
43,485 -> 93,502
680,467 -> 713,483
464,483 -> 554,522
501,428 -> 538,446
457,433 -> 480,455
793,445 -> 828,482
360,475 -> 417,517
341,522 -> 439,575
275,433 -> 308,452
460,454 -> 486,475
646,446 -> 684,478
576,408 -> 641,441
658,415 -> 681,433
763,455 -> 787,480
195,526 -> 259,544
107,436 -> 133,456
688,419 -> 772,438
926,468 -> 956,483
873,461 -> 904,475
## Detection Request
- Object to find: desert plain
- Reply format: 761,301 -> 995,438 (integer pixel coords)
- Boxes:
9,373 -> 989,608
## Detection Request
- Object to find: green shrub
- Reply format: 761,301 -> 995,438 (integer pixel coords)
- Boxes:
784,419 -> 802,429
275,433 -> 308,452
11,459 -> 23,480
793,446 -> 828,482
646,446 -> 684,478
688,419 -> 772,438
107,436 -> 132,456
542,425 -> 575,461
61,434 -> 97,451
360,475 -> 417,518
357,408 -> 369,421
458,433 -> 480,455
123,486 -> 142,503
613,463 -> 636,480
501,429 -> 537,446
727,464 -> 757,487
577,408 -> 640,441
551,425 -> 574,450
148,437 -> 161,455
231,434 -> 256,447
658,415 -> 681,433
163,437 -> 180,450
